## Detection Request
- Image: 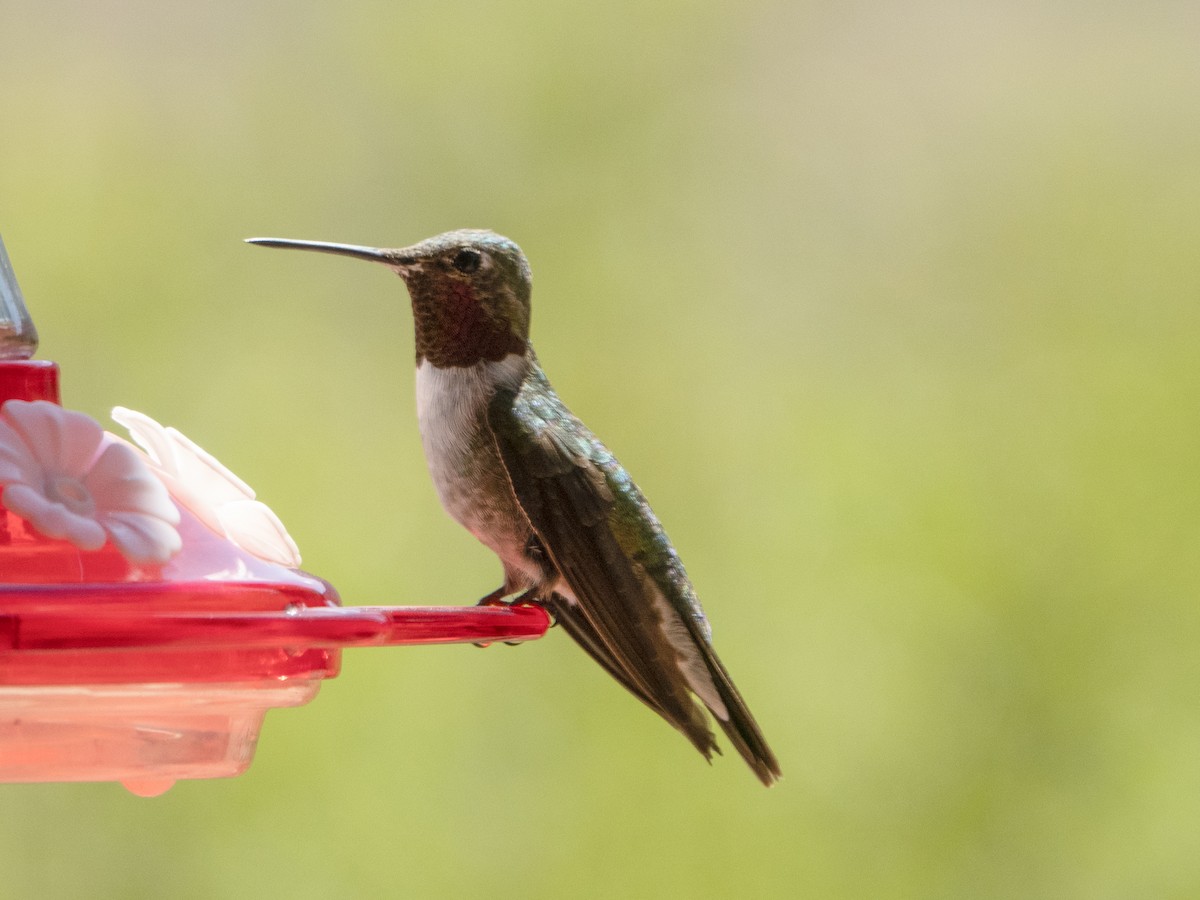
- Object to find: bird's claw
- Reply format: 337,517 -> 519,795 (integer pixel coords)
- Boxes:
474,589 -> 544,646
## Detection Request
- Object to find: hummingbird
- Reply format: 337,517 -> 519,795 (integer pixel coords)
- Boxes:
247,230 -> 781,785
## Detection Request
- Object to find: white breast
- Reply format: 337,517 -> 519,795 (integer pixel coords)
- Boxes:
415,353 -> 528,462
414,353 -> 531,562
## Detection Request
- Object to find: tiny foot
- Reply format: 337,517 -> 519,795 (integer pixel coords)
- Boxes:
474,588 -> 541,646
475,586 -> 510,608
474,587 -> 518,646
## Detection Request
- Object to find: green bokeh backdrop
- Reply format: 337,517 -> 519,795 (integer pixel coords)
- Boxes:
2,1 -> 1199,896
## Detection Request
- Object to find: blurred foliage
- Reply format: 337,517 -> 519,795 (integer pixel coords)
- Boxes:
2,0 -> 1200,896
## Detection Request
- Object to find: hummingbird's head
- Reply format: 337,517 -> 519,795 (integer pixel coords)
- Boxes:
392,230 -> 532,368
246,229 -> 533,368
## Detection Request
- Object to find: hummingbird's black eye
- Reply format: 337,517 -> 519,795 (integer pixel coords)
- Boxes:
451,248 -> 483,274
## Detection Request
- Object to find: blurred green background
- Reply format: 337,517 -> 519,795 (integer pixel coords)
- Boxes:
2,1 -> 1199,896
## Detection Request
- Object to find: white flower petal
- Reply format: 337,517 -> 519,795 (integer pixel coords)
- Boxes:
0,417 -> 41,484
3,399 -> 102,477
114,406 -> 253,503
166,426 -> 255,501
217,499 -> 302,568
87,442 -> 180,524
112,407 -> 301,567
3,483 -> 107,550
112,406 -> 180,473
101,510 -> 184,565
0,402 -> 182,564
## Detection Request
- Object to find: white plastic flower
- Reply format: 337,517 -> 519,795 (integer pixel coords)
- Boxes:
112,407 -> 301,568
0,400 -> 182,565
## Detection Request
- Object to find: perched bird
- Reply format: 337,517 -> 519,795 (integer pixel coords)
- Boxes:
248,230 -> 781,785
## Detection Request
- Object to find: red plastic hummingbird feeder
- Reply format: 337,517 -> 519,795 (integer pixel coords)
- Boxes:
0,236 -> 549,796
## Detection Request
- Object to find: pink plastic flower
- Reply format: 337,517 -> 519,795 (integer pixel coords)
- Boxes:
112,407 -> 301,568
0,400 -> 181,564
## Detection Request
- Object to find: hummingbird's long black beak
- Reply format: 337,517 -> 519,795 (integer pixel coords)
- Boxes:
244,238 -> 416,266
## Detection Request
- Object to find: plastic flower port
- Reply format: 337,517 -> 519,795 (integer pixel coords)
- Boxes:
112,406 -> 301,568
0,399 -> 181,565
